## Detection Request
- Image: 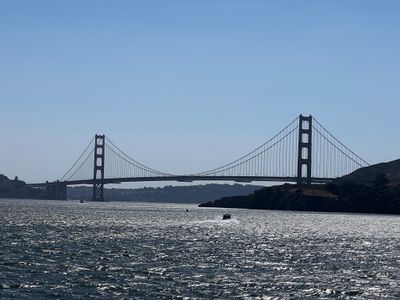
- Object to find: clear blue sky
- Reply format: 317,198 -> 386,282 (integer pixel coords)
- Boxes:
0,1 -> 399,184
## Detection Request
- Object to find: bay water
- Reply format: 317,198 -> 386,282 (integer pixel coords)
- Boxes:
1,199 -> 400,299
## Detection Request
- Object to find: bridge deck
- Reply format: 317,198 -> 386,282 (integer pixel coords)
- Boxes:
29,176 -> 334,187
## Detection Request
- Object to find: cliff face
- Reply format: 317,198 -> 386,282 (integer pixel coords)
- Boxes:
200,159 -> 400,215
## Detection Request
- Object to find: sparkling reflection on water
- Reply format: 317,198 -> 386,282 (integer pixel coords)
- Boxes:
1,199 -> 400,299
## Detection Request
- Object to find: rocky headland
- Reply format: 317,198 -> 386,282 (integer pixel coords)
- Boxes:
200,159 -> 400,214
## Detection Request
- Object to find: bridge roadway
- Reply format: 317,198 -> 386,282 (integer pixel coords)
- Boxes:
29,176 -> 334,187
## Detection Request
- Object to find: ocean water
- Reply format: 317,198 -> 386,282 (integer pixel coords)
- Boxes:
1,199 -> 400,299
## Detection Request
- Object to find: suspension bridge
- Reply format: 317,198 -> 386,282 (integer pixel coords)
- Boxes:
30,115 -> 369,201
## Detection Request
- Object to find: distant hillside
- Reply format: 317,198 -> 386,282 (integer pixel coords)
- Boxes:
337,159 -> 400,186
68,184 -> 264,203
0,173 -> 263,203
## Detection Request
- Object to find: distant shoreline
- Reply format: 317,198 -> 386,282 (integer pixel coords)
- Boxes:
0,174 -> 263,203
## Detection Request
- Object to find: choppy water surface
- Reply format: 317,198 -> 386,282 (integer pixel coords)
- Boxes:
1,199 -> 400,299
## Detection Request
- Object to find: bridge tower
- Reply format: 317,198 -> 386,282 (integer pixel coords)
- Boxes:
92,134 -> 105,201
297,114 -> 312,185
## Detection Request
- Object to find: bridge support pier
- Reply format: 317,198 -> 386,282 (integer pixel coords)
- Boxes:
46,181 -> 67,200
92,134 -> 105,201
297,114 -> 312,185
